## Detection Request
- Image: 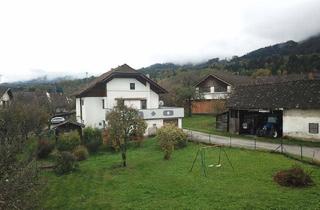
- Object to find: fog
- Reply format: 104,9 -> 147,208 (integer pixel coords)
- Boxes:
0,0 -> 319,82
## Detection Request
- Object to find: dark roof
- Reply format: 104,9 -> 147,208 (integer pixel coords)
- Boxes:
50,120 -> 85,130
195,71 -> 253,87
74,64 -> 168,97
226,79 -> 320,109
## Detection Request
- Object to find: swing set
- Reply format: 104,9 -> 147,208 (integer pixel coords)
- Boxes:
189,145 -> 234,177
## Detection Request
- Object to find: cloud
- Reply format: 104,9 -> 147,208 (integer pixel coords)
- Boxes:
0,0 -> 320,83
242,0 -> 320,42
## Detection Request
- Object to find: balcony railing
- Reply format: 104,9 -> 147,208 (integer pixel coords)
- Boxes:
138,107 -> 184,120
104,107 -> 184,120
202,92 -> 229,99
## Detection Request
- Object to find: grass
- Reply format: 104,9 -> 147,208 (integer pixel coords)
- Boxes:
183,115 -> 320,147
40,138 -> 320,210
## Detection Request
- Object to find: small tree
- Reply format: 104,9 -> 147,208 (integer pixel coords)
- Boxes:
106,101 -> 147,167
175,71 -> 203,117
156,124 -> 187,160
83,127 -> 102,153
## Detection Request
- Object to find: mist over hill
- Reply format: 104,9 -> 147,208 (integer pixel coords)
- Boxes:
2,34 -> 320,94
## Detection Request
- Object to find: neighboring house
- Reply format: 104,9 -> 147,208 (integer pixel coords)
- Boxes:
74,64 -> 184,135
5,90 -> 73,117
0,88 -> 13,108
46,92 -> 73,114
225,79 -> 320,140
192,72 -> 251,114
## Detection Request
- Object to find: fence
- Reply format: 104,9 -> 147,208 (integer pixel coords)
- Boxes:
185,129 -> 320,164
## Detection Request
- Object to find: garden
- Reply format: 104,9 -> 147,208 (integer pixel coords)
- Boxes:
2,103 -> 320,210
39,136 -> 320,210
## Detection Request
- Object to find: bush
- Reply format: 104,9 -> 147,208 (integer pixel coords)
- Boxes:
273,165 -> 314,187
54,151 -> 78,175
83,127 -> 102,153
156,124 -> 187,160
36,139 -> 54,159
73,145 -> 89,161
102,129 -> 117,151
57,131 -> 81,151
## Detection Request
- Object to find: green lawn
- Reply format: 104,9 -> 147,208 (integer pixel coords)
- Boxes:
40,139 -> 320,210
183,115 -> 320,147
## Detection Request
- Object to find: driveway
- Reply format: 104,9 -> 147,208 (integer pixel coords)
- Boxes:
184,129 -> 320,162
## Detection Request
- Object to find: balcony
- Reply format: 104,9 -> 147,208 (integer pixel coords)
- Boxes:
138,107 -> 184,120
202,92 -> 229,100
105,107 -> 184,120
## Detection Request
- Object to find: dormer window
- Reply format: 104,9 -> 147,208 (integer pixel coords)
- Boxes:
130,83 -> 135,90
227,86 -> 231,93
210,86 -> 215,93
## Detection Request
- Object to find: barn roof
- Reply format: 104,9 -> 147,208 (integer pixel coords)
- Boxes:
50,121 -> 85,130
195,71 -> 252,87
226,79 -> 320,110
74,64 -> 168,97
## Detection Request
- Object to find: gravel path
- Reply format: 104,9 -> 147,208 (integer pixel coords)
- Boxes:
184,129 -> 320,161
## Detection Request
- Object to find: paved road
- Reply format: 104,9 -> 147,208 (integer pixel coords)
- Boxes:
184,129 -> 320,162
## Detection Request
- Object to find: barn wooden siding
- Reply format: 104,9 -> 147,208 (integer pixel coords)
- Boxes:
192,99 -> 226,114
216,112 -> 229,131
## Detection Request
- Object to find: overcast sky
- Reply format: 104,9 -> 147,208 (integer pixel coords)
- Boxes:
1,0 -> 320,83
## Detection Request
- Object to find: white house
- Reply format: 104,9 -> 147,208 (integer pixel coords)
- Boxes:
74,64 -> 184,135
0,88 -> 13,108
226,79 -> 320,141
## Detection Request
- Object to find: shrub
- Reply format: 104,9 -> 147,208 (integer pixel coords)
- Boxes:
54,151 -> 78,175
57,131 -> 81,151
83,127 -> 102,153
273,165 -> 314,187
102,129 -> 118,151
156,124 -> 187,160
36,139 -> 54,159
130,132 -> 144,147
73,145 -> 89,161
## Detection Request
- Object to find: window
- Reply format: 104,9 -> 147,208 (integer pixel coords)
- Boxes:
130,83 -> 135,90
141,100 -> 147,109
309,123 -> 319,134
102,99 -> 105,109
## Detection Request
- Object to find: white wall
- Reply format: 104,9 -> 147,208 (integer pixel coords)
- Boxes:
203,92 -> 228,100
283,109 -> 320,140
81,97 -> 107,129
106,78 -> 159,109
1,92 -> 11,101
76,98 -> 81,122
124,99 -> 141,109
178,118 -> 182,128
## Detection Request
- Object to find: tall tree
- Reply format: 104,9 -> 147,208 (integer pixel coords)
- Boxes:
175,71 -> 202,117
106,101 -> 147,167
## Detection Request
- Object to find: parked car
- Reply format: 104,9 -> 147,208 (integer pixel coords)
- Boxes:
50,117 -> 65,124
